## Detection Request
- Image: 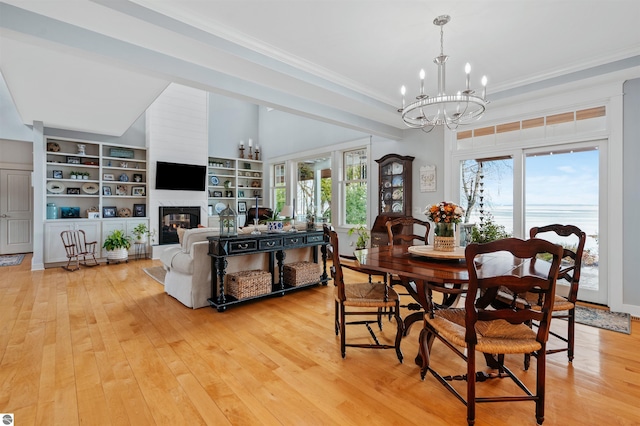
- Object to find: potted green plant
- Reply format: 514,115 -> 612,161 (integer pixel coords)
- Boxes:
102,229 -> 131,262
348,225 -> 370,249
132,223 -> 150,242
469,213 -> 511,243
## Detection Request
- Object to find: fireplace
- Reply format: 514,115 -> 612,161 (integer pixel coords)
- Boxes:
159,206 -> 201,245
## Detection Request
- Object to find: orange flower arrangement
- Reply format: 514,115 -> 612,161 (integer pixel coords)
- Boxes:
424,201 -> 464,224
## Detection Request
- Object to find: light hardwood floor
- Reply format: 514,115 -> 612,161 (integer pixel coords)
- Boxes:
1,254 -> 639,425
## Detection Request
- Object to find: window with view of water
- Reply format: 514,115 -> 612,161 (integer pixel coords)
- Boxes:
525,148 -> 599,295
460,157 -> 513,239
459,145 -> 602,303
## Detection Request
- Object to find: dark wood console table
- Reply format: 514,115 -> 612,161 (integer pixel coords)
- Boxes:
207,230 -> 329,311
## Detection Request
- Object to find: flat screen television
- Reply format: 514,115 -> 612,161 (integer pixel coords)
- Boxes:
155,161 -> 206,191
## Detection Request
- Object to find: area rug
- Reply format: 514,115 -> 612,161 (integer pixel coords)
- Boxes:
575,305 -> 631,334
0,254 -> 25,267
143,266 -> 166,285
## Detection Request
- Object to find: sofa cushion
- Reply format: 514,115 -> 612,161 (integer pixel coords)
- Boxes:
180,227 -> 220,253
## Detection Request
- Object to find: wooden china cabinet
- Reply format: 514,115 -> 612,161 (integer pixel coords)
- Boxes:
371,154 -> 414,247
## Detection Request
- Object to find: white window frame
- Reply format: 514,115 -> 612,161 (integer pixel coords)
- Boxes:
266,137 -> 371,233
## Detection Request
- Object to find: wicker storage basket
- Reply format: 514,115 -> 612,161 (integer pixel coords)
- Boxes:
283,262 -> 321,286
226,270 -> 272,299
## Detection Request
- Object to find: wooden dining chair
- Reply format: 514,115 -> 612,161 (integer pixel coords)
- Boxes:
385,216 -> 430,246
386,216 -> 465,329
419,238 -> 563,426
493,224 -> 587,368
527,224 -> 586,366
385,217 -> 430,328
323,224 -> 404,362
60,229 -> 99,271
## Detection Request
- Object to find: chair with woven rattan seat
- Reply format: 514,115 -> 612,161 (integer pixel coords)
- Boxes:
60,229 -> 99,271
339,253 -> 388,284
419,237 -> 563,426
386,216 -> 466,330
385,216 -> 430,247
385,217 -> 431,330
323,224 -> 404,362
497,224 -> 587,369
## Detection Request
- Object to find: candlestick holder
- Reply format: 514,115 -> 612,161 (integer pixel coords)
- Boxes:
251,218 -> 261,235
239,146 -> 245,159
248,146 -> 253,160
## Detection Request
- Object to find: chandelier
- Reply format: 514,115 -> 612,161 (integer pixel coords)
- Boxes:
399,15 -> 488,132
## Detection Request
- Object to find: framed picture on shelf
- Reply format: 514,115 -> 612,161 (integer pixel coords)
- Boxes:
133,173 -> 143,183
52,170 -> 63,179
102,206 -> 117,218
60,207 -> 80,218
238,190 -> 245,198
66,156 -> 81,164
131,186 -> 146,196
238,201 -> 247,213
102,186 -> 112,196
133,204 -> 146,217
212,191 -> 223,197
66,188 -> 80,195
116,185 -> 127,196
103,173 -> 114,181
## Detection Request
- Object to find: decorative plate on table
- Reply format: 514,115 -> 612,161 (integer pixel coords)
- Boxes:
46,181 -> 66,194
408,245 -> 466,260
210,176 -> 219,185
214,202 -> 226,214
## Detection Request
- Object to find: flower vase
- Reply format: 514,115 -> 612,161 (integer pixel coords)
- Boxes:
433,222 -> 455,251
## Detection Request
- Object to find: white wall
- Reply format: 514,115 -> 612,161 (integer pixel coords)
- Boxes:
258,106 -> 370,160
146,84 -> 209,252
208,93 -> 259,158
623,78 -> 640,310
0,72 -> 32,142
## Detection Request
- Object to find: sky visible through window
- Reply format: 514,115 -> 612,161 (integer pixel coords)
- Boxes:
482,149 -> 598,206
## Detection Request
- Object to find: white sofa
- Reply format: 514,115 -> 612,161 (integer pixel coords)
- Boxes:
159,224 -> 312,308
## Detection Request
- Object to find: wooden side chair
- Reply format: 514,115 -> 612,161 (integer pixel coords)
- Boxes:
385,217 -> 430,330
419,238 -> 563,426
323,224 -> 404,362
526,224 -> 586,365
385,216 -> 430,247
60,230 -> 99,271
494,224 -> 587,368
338,254 -> 388,285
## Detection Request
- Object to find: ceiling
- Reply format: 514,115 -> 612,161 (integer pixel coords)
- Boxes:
1,0 -> 639,138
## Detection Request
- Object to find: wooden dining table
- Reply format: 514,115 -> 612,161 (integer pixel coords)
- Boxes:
353,245 -> 470,335
354,243 -> 556,365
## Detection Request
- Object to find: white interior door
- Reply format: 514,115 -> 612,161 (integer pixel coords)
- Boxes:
0,169 -> 33,254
